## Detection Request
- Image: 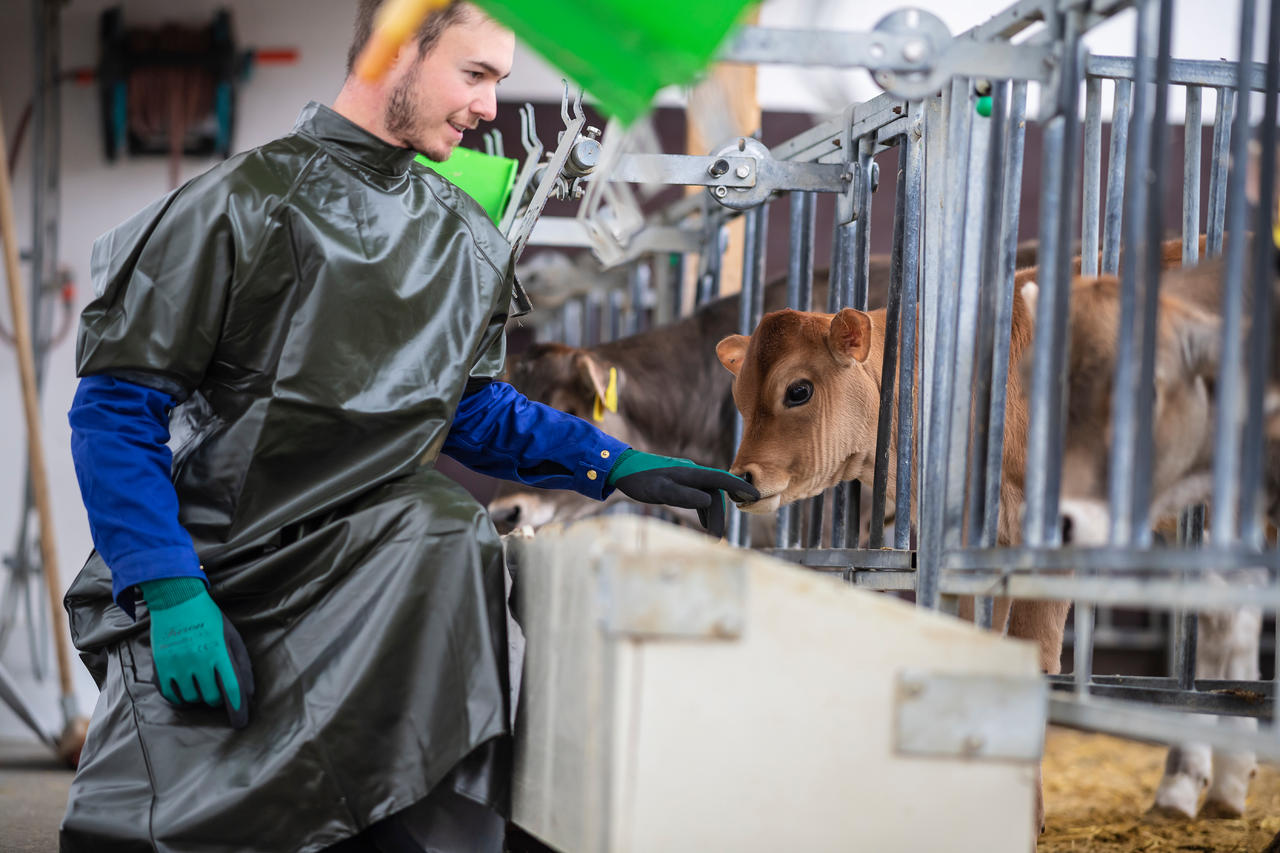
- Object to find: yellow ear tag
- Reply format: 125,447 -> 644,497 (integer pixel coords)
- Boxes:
592,367 -> 619,422
1272,194 -> 1280,253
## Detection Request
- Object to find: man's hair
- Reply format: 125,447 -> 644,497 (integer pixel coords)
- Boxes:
346,0 -> 473,75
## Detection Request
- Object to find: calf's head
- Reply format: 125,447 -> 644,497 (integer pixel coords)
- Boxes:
503,342 -> 634,443
716,308 -> 883,513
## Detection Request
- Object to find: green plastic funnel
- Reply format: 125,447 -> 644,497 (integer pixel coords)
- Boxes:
477,0 -> 757,123
416,146 -> 518,223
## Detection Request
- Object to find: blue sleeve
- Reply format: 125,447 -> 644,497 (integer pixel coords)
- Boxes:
68,374 -> 206,619
444,381 -> 630,500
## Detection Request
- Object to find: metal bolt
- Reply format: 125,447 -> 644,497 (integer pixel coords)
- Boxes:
974,79 -> 992,97
713,185 -> 729,198
902,39 -> 927,63
585,126 -> 601,140
841,171 -> 854,182
735,164 -> 751,179
708,158 -> 730,178
869,41 -> 885,60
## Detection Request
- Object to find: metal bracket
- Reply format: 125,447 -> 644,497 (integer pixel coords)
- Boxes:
722,12 -> 1056,100
894,670 -> 1047,761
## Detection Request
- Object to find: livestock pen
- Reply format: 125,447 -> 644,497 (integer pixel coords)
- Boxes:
504,0 -> 1280,848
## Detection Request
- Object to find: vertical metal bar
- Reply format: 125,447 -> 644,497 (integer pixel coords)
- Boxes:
918,78 -> 974,609
1082,77 -> 1104,277
828,157 -> 860,551
1073,604 -> 1095,695
1239,0 -> 1279,548
1107,0 -> 1160,547
871,146 -> 908,549
894,113 -> 924,552
920,92 -> 949,476
1209,0 -> 1258,541
628,261 -> 651,335
1025,11 -> 1083,548
1175,505 -> 1204,690
1182,86 -> 1203,265
731,203 -> 769,548
778,192 -> 817,549
982,80 -> 1029,549
1128,0 -> 1176,546
969,80 -> 1002,624
1101,79 -> 1133,275
963,89 -> 1005,549
1206,87 -> 1235,257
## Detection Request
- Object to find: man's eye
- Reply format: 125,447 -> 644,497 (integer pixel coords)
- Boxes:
468,70 -> 483,81
784,381 -> 813,408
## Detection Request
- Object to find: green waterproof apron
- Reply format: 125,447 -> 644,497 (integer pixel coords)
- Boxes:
61,102 -> 516,853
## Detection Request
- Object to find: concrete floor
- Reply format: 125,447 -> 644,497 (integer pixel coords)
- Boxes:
0,737 -> 72,852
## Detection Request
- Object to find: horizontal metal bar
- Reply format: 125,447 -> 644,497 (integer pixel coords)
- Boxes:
722,26 -> 1053,82
1087,54 -> 1271,91
756,159 -> 852,192
610,154 -> 757,187
941,573 -> 1280,610
1047,675 -> 1273,719
762,547 -> 916,570
528,217 -> 699,253
1049,695 -> 1280,761
945,545 -> 1279,574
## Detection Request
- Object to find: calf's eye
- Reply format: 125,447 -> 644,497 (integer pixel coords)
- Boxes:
784,380 -> 813,408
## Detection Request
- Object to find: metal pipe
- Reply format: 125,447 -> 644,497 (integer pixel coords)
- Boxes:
1182,86 -> 1203,266
1082,77 -> 1104,277
1209,0 -> 1258,541
1238,1 -> 1279,548
1101,79 -> 1133,275
894,113 -> 924,552
982,80 -> 1029,549
1206,87 -> 1235,257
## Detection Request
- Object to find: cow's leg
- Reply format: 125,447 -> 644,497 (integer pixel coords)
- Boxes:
1006,599 -> 1072,675
1202,603 -> 1262,818
1151,607 -> 1227,818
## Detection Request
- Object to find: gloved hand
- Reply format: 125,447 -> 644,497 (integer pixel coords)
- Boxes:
605,449 -> 759,538
140,577 -> 255,729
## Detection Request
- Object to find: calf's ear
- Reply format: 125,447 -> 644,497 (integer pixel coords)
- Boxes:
1156,299 -> 1221,384
827,308 -> 872,365
717,335 -> 749,376
574,351 -> 615,405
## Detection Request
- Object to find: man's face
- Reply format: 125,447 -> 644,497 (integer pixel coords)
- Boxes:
385,12 -> 514,161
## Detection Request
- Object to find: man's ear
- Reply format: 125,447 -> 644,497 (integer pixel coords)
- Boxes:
717,335 -> 749,376
827,308 -> 872,365
574,351 -> 614,402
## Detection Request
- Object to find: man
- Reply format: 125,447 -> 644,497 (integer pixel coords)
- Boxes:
59,3 -> 756,851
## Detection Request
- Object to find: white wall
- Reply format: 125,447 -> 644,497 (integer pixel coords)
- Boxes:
0,0 -> 1254,743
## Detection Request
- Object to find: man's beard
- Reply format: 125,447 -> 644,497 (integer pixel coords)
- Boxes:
384,65 -> 450,159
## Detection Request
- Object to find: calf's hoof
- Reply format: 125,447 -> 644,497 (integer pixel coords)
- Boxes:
1149,775 -> 1202,820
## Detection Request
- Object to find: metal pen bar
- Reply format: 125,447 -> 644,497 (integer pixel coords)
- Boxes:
870,148 -> 908,550
1182,87 -> 1203,266
1107,0 -> 1158,547
1101,79 -> 1133,274
1087,53 -> 1272,91
1209,0 -> 1258,541
828,154 -> 860,550
894,114 -> 924,552
778,192 -> 817,548
843,139 -> 877,550
920,93 -> 948,485
919,79 -> 974,607
982,80 -> 1029,549
1238,0 -> 1280,548
1206,87 -> 1235,257
1023,33 -> 1076,547
1082,77 -> 1104,277
732,203 -> 770,548
1129,0 -> 1176,546
964,87 -> 1007,550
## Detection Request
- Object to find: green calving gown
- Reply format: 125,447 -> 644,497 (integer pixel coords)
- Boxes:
61,102 -> 516,852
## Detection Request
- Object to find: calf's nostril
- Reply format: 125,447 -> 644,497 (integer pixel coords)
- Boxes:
738,470 -> 753,486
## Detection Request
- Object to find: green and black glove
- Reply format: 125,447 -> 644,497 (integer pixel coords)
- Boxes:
605,449 -> 759,538
140,577 -> 255,729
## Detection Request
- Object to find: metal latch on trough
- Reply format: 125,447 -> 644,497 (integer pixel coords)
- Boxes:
598,552 -> 747,640
894,670 -> 1047,762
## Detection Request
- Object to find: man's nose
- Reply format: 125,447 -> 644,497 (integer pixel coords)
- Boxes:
472,87 -> 498,122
